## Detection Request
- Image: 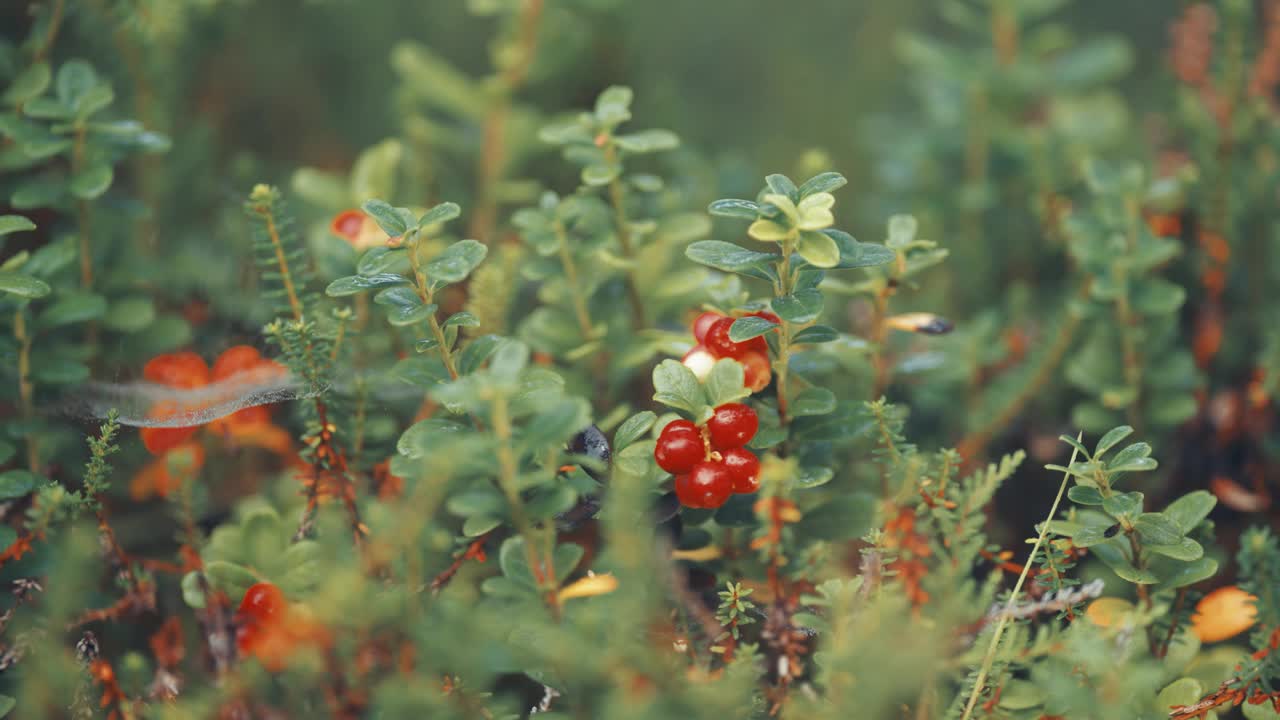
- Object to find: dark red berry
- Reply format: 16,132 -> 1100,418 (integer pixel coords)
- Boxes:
692,312 -> 723,343
704,317 -> 767,360
674,462 -> 733,509
706,403 -> 758,450
721,448 -> 760,494
655,425 -> 705,474
741,351 -> 771,393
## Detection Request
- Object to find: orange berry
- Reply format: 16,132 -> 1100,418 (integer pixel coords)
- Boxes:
143,351 -> 210,389
1191,586 -> 1258,643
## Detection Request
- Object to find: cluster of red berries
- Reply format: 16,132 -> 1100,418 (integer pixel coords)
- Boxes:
682,311 -> 778,393
655,403 -> 761,509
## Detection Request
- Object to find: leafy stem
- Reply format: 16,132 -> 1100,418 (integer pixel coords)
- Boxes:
13,309 -> 36,472
603,145 -> 648,330
409,237 -> 460,381
774,235 -> 798,423
553,219 -> 594,338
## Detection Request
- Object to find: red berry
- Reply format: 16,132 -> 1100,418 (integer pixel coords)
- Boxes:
661,419 -> 699,437
674,462 -> 733,509
655,421 -> 705,474
330,209 -> 365,242
706,403 -> 758,450
692,312 -> 723,343
239,582 -> 287,623
741,351 -> 771,393
721,448 -> 761,494
704,317 -> 768,359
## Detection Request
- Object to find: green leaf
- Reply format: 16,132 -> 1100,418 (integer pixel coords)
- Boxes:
1071,524 -> 1114,548
204,560 -> 261,598
765,173 -> 799,200
1067,486 -> 1104,505
457,334 -> 503,375
826,230 -> 897,269
797,493 -> 877,540
69,163 -> 113,199
34,357 -> 89,384
488,339 -> 529,382
792,325 -> 839,344
613,411 -> 656,451
37,292 -> 106,327
4,62 -> 51,105
361,199 -> 411,237
463,515 -> 502,537
748,219 -> 790,241
1134,513 -> 1184,546
103,296 -> 156,332
652,359 -> 705,415
594,85 -> 633,125
443,311 -> 480,328
388,302 -> 436,327
426,239 -> 487,285
0,215 -> 36,236
728,316 -> 777,342
797,172 -> 847,197
1147,537 -> 1203,561
796,230 -> 840,268
795,466 -> 835,489
614,129 -> 679,153
685,240 -> 778,278
522,397 -> 591,452
1155,678 -> 1203,713
499,536 -> 537,589
790,387 -> 836,416
357,247 -> 409,276
581,163 -> 620,186
398,419 -> 471,459
1163,490 -> 1216,533
0,470 -> 39,500
771,289 -> 824,324
1094,425 -> 1134,457
1156,556 -> 1218,589
1111,561 -> 1159,585
56,60 -> 99,106
1109,442 -> 1157,473
326,273 -> 408,296
1101,491 -> 1143,519
417,201 -> 461,228
0,271 -> 51,299
707,199 -> 760,220
704,358 -> 750,408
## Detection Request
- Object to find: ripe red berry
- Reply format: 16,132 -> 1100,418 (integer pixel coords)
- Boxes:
721,448 -> 761,494
655,421 -> 705,474
239,582 -> 287,623
692,312 -> 723,343
706,403 -> 758,450
740,350 -> 771,393
674,462 -> 734,509
704,317 -> 767,360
